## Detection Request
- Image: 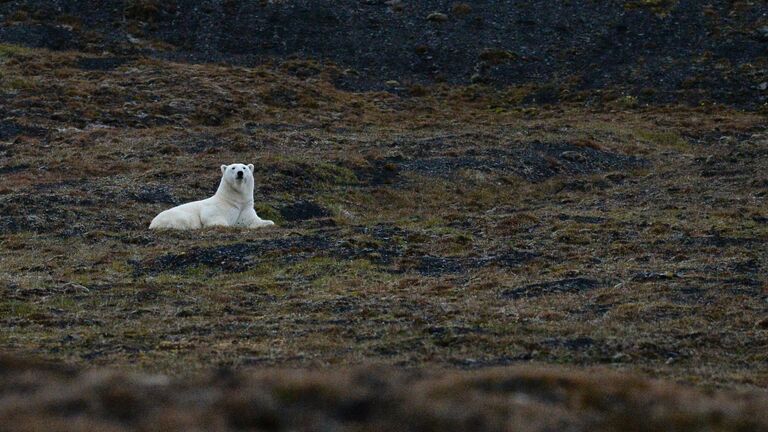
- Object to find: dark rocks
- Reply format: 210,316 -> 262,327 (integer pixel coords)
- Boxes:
412,250 -> 538,276
512,141 -> 648,182
9,282 -> 90,298
451,3 -> 473,16
754,26 -> 768,43
478,49 -> 517,65
559,151 -> 588,163
127,186 -> 178,204
261,87 -> 299,108
556,214 -> 606,224
632,271 -> 677,282
411,256 -> 466,275
0,23 -> 80,51
351,159 -> 400,186
76,57 -> 128,71
0,164 -> 29,175
279,201 -> 331,221
426,12 -> 449,23
681,235 -> 761,247
542,336 -> 595,350
399,156 -> 508,178
436,251 -> 528,273
470,73 -> 485,84
393,141 -> 648,183
0,120 -> 46,141
138,226 -> 536,277
137,237 -> 333,275
159,99 -> 196,116
243,122 -> 309,133
280,59 -> 322,79
501,278 -> 602,299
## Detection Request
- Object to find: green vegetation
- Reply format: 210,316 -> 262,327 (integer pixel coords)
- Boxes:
0,43 -> 31,58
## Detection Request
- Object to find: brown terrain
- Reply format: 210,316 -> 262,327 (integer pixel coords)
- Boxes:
1,1 -> 767,430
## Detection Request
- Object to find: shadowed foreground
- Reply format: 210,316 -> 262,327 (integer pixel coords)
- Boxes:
2,355 -> 768,432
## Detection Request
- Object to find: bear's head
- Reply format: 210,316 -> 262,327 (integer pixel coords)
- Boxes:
220,163 -> 255,193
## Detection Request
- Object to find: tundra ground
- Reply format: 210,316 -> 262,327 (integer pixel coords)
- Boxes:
0,44 -> 767,430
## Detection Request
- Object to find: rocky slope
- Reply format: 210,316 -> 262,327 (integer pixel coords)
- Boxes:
0,0 -> 766,107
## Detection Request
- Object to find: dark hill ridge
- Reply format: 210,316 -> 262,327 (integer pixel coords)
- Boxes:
0,0 -> 766,107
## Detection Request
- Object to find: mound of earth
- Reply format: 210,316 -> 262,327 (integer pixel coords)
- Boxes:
1,355 -> 767,432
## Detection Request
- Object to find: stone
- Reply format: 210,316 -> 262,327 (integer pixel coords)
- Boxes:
426,12 -> 449,22
560,151 -> 588,163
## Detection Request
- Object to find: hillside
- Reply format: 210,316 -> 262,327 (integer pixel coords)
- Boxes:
0,0 -> 766,106
1,1 -> 767,431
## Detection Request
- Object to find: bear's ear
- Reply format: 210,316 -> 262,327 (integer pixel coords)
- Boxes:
221,164 -> 227,174
247,164 -> 254,172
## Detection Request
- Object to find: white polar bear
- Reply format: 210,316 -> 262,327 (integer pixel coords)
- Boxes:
149,163 -> 275,230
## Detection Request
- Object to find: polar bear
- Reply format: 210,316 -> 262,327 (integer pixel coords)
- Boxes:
149,163 -> 275,230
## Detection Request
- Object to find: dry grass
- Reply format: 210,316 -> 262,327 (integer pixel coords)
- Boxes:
0,44 -> 767,429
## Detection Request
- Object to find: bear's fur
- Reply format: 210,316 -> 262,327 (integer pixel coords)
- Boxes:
149,163 -> 275,230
